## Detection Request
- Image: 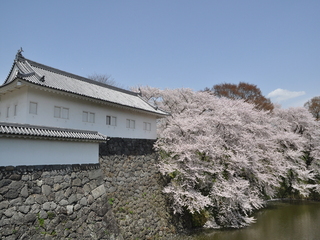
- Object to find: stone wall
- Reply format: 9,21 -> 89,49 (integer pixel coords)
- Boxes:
100,154 -> 178,239
0,164 -> 122,240
0,138 -> 185,240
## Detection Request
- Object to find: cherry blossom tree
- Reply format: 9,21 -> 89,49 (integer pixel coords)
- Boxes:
272,106 -> 320,196
137,86 -> 320,228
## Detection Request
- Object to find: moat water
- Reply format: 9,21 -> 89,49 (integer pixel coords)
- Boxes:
190,200 -> 320,240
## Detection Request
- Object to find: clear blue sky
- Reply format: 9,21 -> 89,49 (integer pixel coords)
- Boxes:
1,0 -> 319,108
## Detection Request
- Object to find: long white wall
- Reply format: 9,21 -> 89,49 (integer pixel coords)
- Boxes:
0,86 -> 158,139
0,138 -> 99,166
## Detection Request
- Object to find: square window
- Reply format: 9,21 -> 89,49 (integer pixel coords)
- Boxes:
82,111 -> 88,122
29,102 -> 37,114
89,112 -> 95,123
111,116 -> 117,126
55,106 -> 69,119
14,104 -> 17,116
106,116 -> 111,125
144,122 -> 151,131
62,108 -> 69,119
126,119 -> 135,129
54,106 -> 61,118
106,115 -> 117,126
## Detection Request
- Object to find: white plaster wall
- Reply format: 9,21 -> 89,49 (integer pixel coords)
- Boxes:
0,87 -> 28,123
1,86 -> 158,139
0,138 -> 99,166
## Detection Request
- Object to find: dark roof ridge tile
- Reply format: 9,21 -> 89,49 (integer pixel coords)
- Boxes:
0,122 -> 104,135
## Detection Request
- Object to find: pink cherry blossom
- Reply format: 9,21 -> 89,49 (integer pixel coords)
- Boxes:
137,86 -> 320,228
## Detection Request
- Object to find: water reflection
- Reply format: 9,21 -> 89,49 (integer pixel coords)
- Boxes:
191,201 -> 320,240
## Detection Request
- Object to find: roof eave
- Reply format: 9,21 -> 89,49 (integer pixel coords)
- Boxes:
0,134 -> 106,143
0,122 -> 107,143
0,78 -> 26,95
16,79 -> 168,117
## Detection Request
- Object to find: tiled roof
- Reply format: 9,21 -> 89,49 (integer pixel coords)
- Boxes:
0,122 -> 107,142
3,53 -> 167,117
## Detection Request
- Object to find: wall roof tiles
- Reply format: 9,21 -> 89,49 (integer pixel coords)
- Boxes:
0,122 -> 106,142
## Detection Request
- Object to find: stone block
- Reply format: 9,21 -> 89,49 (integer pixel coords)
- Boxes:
0,179 -> 12,188
43,202 -> 57,211
54,175 -> 63,183
25,195 -> 35,205
36,180 -> 43,186
56,206 -> 67,215
71,172 -> 76,179
89,169 -> 102,180
53,183 -> 62,192
20,184 -> 29,198
42,184 -> 52,196
82,177 -> 90,185
92,185 -> 106,199
24,213 -> 37,223
12,211 -> 24,222
80,197 -> 88,206
63,175 -> 71,183
8,180 -> 24,190
9,174 -> 21,180
108,186 -> 117,193
18,205 -> 30,214
59,199 -> 69,206
72,178 -> 82,187
83,183 -> 91,195
4,207 -> 16,217
0,200 -> 9,210
60,182 -> 70,190
35,194 -> 47,204
21,175 -> 30,181
31,186 -> 41,194
44,177 -> 54,185
0,186 -> 9,195
4,189 -> 19,199
30,203 -> 40,213
74,203 -> 81,211
0,218 -> 12,227
55,190 -> 65,202
85,195 -> 93,205
39,209 -> 48,219
1,225 -> 14,236
66,205 -> 74,215
64,188 -> 72,198
68,194 -> 78,204
96,203 -> 111,217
